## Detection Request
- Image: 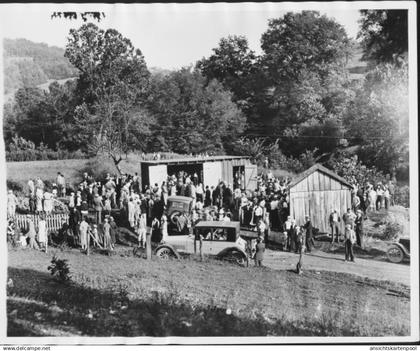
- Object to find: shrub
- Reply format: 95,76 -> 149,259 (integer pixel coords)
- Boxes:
382,212 -> 409,240
48,255 -> 71,283
394,185 -> 409,208
78,157 -> 116,182
6,180 -> 23,193
327,153 -> 385,185
6,136 -> 86,161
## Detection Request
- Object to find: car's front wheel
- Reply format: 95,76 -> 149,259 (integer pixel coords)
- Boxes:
387,245 -> 404,263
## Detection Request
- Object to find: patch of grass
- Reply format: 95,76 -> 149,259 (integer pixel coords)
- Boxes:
7,247 -> 410,337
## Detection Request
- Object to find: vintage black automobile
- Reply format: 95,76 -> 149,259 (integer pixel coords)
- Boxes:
165,196 -> 193,235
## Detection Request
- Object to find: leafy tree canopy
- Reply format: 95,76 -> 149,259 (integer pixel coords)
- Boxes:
147,68 -> 246,154
357,10 -> 408,64
261,11 -> 352,83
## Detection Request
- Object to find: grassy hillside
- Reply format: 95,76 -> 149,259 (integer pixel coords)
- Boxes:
7,247 -> 410,336
3,38 -> 78,94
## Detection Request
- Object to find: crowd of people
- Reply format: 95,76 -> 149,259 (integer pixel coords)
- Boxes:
7,164 -> 397,264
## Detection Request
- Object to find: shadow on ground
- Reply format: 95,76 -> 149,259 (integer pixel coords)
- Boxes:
7,266 -> 365,337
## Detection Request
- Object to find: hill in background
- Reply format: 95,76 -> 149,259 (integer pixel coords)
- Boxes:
3,38 -> 78,94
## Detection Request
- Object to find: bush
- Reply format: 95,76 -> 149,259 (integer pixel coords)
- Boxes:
6,149 -> 86,162
78,157 -> 117,182
6,136 -> 86,161
6,180 -> 23,193
394,186 -> 409,208
382,213 -> 408,241
327,153 -> 385,185
48,255 -> 71,283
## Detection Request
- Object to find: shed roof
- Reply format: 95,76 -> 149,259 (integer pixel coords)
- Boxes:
288,163 -> 353,189
140,155 -> 249,165
195,221 -> 240,229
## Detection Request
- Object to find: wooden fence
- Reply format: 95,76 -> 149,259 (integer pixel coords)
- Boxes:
11,213 -> 69,233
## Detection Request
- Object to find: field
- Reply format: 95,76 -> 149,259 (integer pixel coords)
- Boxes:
7,246 -> 410,337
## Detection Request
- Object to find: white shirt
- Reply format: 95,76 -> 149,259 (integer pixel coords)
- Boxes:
254,206 -> 263,216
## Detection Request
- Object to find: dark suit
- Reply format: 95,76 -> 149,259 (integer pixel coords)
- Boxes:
204,189 -> 212,207
303,220 -> 315,252
355,215 -> 364,247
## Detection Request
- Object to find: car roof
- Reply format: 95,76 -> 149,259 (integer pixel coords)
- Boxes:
195,221 -> 240,229
167,196 -> 193,203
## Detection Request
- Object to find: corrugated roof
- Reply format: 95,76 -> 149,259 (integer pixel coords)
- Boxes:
140,155 -> 249,165
288,163 -> 353,189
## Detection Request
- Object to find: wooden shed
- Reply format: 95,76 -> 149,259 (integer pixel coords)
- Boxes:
288,164 -> 353,233
140,156 -> 257,192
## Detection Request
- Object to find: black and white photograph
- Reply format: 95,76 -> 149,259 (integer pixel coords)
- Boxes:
0,2 -> 418,346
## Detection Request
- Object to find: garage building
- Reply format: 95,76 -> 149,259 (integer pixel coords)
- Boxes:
140,156 -> 258,192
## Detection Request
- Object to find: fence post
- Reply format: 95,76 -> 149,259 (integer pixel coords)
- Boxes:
199,235 -> 203,261
146,231 -> 152,260
87,230 -> 90,256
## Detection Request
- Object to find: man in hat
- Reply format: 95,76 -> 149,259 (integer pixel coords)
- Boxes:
329,209 -> 341,243
343,208 -> 356,230
344,224 -> 356,262
283,215 -> 293,251
303,215 -> 315,253
355,209 -> 364,248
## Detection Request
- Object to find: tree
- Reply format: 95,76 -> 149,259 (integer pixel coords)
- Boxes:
357,10 -> 408,64
343,61 -> 409,173
197,35 -> 259,109
64,23 -> 151,172
147,68 -> 246,154
259,11 -> 353,156
261,11 -> 351,84
51,12 -> 105,22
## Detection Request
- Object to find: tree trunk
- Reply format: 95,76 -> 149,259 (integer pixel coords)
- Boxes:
110,154 -> 123,175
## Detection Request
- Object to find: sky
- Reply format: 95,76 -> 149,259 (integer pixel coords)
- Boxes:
0,3 -> 367,70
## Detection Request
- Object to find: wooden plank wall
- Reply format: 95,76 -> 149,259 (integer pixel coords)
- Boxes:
290,170 -> 351,233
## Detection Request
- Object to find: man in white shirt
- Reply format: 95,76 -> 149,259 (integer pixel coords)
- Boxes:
329,209 -> 341,243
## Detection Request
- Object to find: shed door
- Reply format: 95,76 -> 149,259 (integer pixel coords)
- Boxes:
203,162 -> 222,188
244,164 -> 258,192
148,165 -> 168,188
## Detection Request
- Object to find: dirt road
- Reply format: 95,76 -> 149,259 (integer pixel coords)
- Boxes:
263,248 -> 410,286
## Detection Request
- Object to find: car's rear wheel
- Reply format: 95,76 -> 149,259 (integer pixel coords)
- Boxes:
387,245 -> 404,263
222,251 -> 248,267
156,247 -> 176,259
